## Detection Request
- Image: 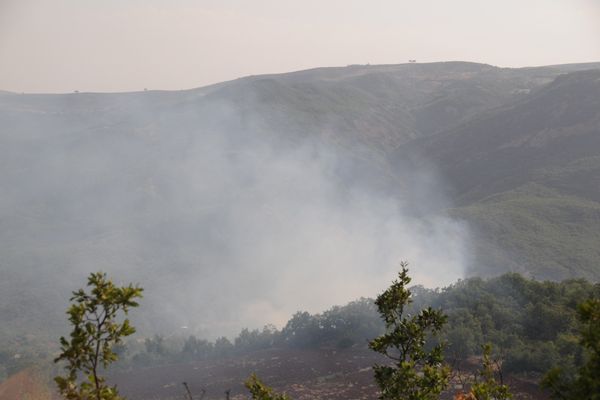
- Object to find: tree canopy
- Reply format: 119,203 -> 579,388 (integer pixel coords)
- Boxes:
369,262 -> 450,400
54,272 -> 143,400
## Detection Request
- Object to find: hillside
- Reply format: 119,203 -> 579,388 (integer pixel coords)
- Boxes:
103,273 -> 595,400
8,272 -> 589,400
399,69 -> 600,279
107,347 -> 545,400
0,348 -> 545,400
0,368 -> 54,400
1,61 -> 600,366
400,69 -> 600,204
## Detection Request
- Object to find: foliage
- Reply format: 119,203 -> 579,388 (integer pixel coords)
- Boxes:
54,272 -> 143,400
469,344 -> 512,400
369,262 -> 450,400
245,373 -> 291,400
214,336 -> 234,357
542,298 -> 600,400
49,272 -> 598,387
432,274 -> 598,375
181,335 -> 214,361
144,335 -> 168,356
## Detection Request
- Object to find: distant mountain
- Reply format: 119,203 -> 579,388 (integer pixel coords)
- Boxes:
176,61 -> 598,150
400,69 -> 600,202
1,61 -> 599,346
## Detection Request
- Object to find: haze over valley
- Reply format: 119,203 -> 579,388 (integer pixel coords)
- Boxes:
3,1 -> 600,398
2,61 -> 600,344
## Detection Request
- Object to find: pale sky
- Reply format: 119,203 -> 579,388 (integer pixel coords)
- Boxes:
1,0 -> 599,93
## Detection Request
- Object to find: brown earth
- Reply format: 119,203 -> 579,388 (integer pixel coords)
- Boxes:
0,348 -> 549,400
110,348 -> 381,400
109,348 -> 549,400
0,368 -> 55,400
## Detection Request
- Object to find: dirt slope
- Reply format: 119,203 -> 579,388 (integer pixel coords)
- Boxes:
0,368 -> 55,400
110,348 -> 547,400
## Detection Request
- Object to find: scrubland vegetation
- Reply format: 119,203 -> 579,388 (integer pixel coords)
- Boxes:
2,268 -> 594,399
105,272 -> 596,380
44,267 -> 599,400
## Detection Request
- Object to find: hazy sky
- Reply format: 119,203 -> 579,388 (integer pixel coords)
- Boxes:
1,0 -> 599,93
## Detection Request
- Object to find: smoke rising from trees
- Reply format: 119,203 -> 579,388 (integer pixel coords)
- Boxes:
0,89 -> 471,337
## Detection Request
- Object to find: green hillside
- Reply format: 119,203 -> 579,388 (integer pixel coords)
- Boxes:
402,69 -> 600,279
452,184 -> 600,280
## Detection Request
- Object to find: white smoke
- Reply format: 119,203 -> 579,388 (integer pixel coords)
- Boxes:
0,90 -> 471,338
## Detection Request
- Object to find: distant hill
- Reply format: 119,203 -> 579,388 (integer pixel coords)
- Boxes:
1,61 -> 600,349
398,69 -> 600,279
400,69 -> 600,203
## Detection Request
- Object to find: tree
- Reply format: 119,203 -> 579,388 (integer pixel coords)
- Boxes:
213,336 -> 234,357
245,374 -> 291,400
542,298 -> 600,400
281,311 -> 319,348
369,262 -> 450,400
182,335 -> 213,360
469,344 -> 512,400
54,272 -> 143,400
145,334 -> 167,356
